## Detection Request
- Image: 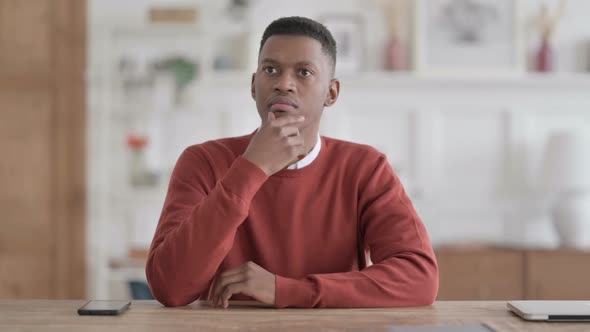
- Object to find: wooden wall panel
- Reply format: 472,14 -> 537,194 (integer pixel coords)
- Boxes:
0,256 -> 52,298
0,90 -> 53,255
51,0 -> 87,299
0,0 -> 52,76
0,0 -> 86,299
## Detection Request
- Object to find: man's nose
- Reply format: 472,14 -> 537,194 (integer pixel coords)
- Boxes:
273,73 -> 296,92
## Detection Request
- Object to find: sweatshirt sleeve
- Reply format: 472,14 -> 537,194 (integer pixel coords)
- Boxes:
146,146 -> 268,307
274,154 -> 438,308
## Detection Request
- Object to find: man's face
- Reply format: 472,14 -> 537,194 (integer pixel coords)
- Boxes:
251,35 -> 339,134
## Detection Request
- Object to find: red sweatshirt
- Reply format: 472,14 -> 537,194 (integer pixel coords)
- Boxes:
146,133 -> 438,308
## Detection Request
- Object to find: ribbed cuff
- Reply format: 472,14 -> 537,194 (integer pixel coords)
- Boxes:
274,275 -> 315,308
221,156 -> 269,204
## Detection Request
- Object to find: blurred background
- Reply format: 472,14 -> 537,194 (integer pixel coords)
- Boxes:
3,0 -> 590,303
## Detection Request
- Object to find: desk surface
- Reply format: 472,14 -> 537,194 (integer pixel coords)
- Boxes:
0,300 -> 588,331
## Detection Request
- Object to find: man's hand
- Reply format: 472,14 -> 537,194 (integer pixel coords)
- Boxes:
243,112 -> 306,176
211,261 -> 276,309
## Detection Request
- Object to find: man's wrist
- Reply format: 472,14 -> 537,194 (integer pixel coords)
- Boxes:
242,154 -> 272,176
274,275 -> 315,308
221,157 -> 269,203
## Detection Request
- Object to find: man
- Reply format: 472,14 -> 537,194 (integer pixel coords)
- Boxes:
146,16 -> 438,309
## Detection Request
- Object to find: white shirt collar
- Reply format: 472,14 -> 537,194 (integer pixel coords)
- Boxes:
287,133 -> 321,170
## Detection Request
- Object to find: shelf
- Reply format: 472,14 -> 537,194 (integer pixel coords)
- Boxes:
110,248 -> 148,270
108,71 -> 590,95
107,71 -> 590,120
109,258 -> 146,270
111,186 -> 168,204
197,70 -> 252,87
110,106 -> 201,120
338,72 -> 590,90
202,70 -> 590,88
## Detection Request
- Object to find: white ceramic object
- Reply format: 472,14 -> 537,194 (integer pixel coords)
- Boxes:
552,193 -> 590,249
541,131 -> 590,192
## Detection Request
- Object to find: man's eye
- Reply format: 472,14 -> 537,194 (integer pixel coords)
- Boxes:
264,67 -> 277,74
299,69 -> 311,76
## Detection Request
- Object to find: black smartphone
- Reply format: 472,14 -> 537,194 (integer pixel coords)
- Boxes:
77,300 -> 131,316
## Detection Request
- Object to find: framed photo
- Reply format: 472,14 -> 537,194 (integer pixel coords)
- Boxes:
414,0 -> 524,77
319,14 -> 365,75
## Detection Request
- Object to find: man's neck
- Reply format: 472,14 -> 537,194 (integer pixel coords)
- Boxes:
300,127 -> 319,157
286,128 -> 320,168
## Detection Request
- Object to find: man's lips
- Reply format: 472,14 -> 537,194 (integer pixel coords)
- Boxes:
270,103 -> 297,113
268,97 -> 298,113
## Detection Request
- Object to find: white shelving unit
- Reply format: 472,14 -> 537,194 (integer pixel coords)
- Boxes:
88,16 -> 255,299
88,12 -> 590,300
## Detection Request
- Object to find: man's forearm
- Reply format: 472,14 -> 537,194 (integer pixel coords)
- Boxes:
147,156 -> 268,307
274,251 -> 438,308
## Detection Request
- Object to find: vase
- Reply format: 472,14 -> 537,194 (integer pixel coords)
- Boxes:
384,35 -> 406,71
552,192 -> 590,249
535,37 -> 553,72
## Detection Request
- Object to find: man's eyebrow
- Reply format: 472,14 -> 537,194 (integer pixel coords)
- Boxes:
259,58 -> 279,64
294,61 -> 319,68
259,58 -> 319,68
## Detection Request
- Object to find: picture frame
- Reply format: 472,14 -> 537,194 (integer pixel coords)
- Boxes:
414,0 -> 524,77
318,14 -> 366,75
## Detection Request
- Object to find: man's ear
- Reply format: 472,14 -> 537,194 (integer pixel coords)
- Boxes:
251,73 -> 256,100
324,78 -> 340,107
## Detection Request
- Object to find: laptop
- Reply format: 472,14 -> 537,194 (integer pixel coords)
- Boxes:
507,300 -> 590,321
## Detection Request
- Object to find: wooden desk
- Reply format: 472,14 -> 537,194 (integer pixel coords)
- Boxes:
0,300 -> 587,331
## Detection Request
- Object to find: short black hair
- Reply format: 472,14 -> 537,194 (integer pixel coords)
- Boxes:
259,16 -> 337,72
